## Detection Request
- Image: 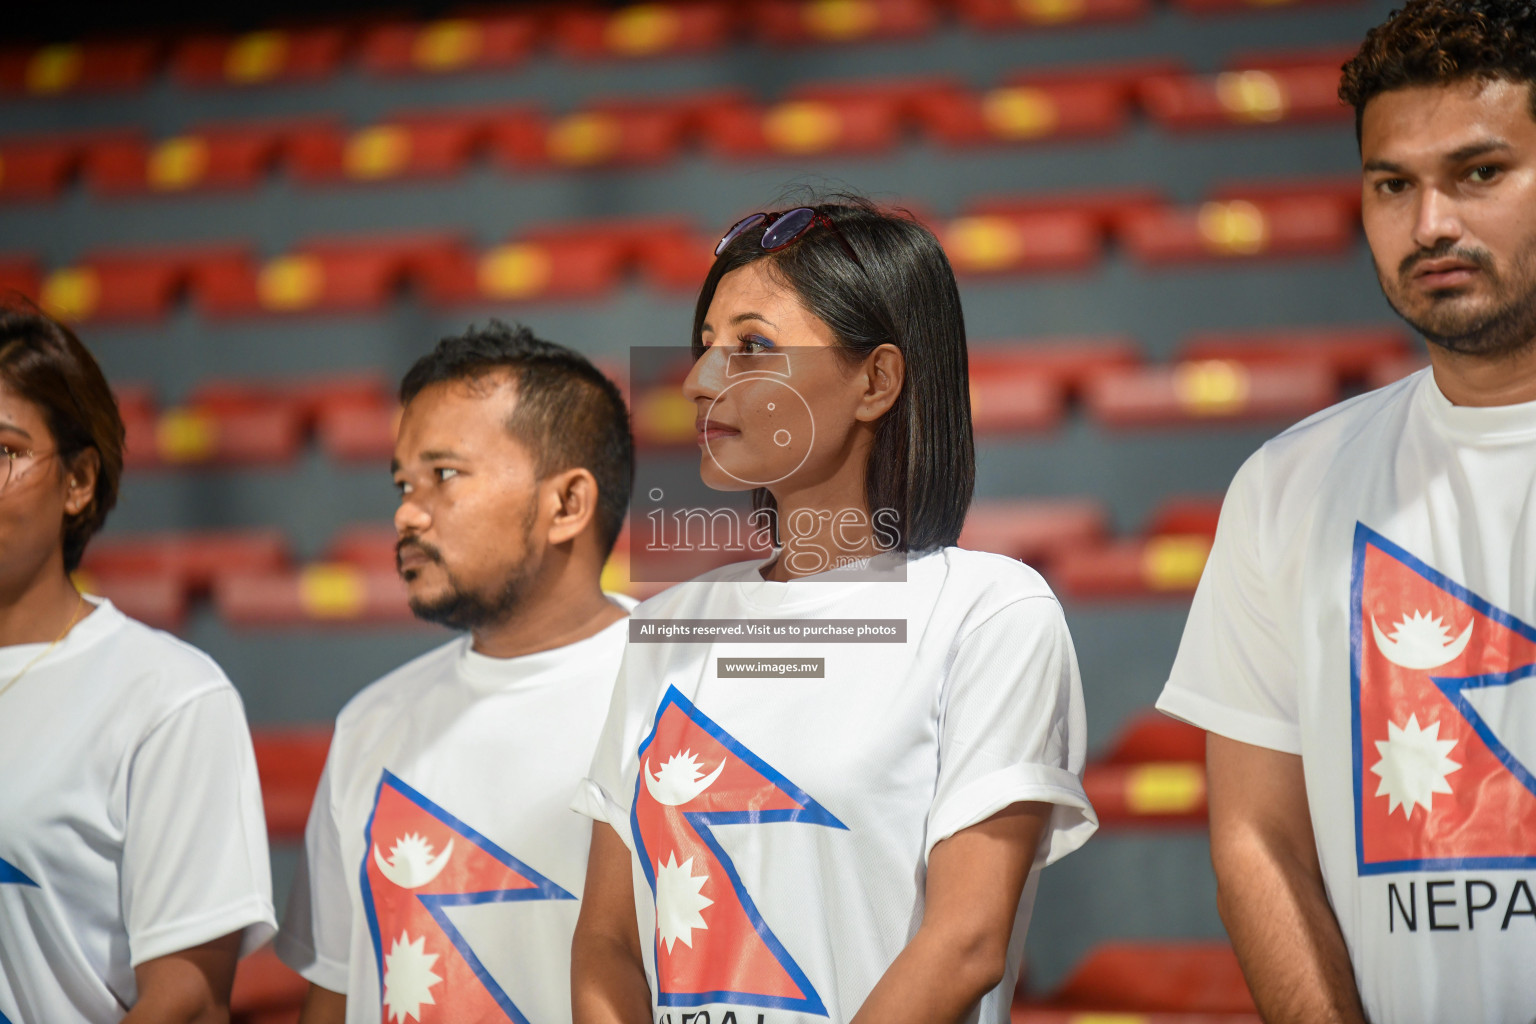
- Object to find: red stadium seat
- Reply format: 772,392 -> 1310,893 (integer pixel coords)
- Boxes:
955,0 -> 1149,30
970,188 -> 1166,244
1012,58 -> 1188,101
0,136 -> 86,202
1138,63 -> 1351,130
957,498 -> 1108,566
1209,174 -> 1363,219
1144,495 -> 1224,540
359,13 -> 539,75
150,403 -> 306,466
0,256 -> 40,302
1172,0 -> 1361,13
1226,44 -> 1358,73
1085,359 -> 1336,427
172,27 -> 349,88
1082,760 -> 1208,826
482,107 -> 559,170
698,92 -> 901,159
73,572 -> 188,632
750,0 -> 939,44
1117,195 -> 1355,264
288,113 -> 489,184
418,227 -> 631,306
1037,942 -> 1255,1014
325,523 -> 400,574
215,564 -> 416,626
1100,708 -> 1208,763
0,39 -> 160,96
231,944 -> 307,1024
1367,353 -> 1430,391
113,384 -> 159,469
81,529 -> 292,594
911,78 -> 1128,146
553,2 -> 736,59
968,367 -> 1064,433
1178,325 -> 1411,382
1050,535 -> 1213,599
940,210 -> 1101,276
541,100 -> 695,169
250,728 -> 331,842
317,404 -> 398,462
83,126 -> 284,195
37,249 -> 188,323
970,337 -> 1142,395
639,228 -> 720,292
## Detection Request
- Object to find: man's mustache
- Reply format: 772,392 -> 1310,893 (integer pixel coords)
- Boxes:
1398,240 -> 1494,281
395,537 -> 444,573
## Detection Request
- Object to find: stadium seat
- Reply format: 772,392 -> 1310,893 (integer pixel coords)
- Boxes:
325,523 -> 399,574
0,39 -> 160,96
215,563 -> 415,626
318,404 -> 399,462
83,126 -> 284,195
1143,495 -> 1224,541
1033,942 -> 1256,1014
968,367 -> 1064,433
1050,534 -> 1212,599
231,944 -> 306,1024
149,403 -> 307,466
0,135 -> 86,201
1172,0 -> 1360,12
172,27 -> 349,87
940,210 -> 1101,276
955,0 -> 1149,29
359,13 -> 539,75
1082,760 -> 1208,826
1117,194 -> 1355,263
970,336 -> 1142,395
699,92 -> 902,159
639,228 -> 720,292
112,384 -> 159,469
37,249 -> 189,323
73,572 -> 188,632
911,78 -> 1128,147
543,100 -> 695,168
1085,359 -> 1336,427
418,227 -> 631,306
0,256 -> 39,302
250,727 -> 331,842
553,2 -> 735,59
1208,174 -> 1363,218
1367,353 -> 1429,391
1100,707 -> 1208,763
750,0 -> 939,44
1178,325 -> 1411,383
957,498 -> 1108,566
1138,62 -> 1351,130
286,114 -> 486,184
81,529 -> 293,594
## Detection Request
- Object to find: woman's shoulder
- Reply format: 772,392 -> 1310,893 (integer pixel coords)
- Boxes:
91,601 -> 239,706
932,546 -> 1056,600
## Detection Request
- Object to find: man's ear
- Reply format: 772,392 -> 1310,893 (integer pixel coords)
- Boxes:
855,344 -> 904,423
546,467 -> 600,546
62,449 -> 99,520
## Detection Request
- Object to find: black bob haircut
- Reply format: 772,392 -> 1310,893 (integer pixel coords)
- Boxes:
693,198 -> 974,553
400,321 -> 634,556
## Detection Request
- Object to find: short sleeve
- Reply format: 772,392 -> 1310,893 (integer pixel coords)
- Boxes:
122,687 -> 276,966
572,644 -> 644,839
927,596 -> 1097,866
275,752 -> 352,992
1156,450 -> 1301,754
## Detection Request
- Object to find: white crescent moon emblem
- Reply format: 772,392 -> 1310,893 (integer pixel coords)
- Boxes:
1371,615 -> 1474,670
372,838 -> 453,889
644,756 -> 727,807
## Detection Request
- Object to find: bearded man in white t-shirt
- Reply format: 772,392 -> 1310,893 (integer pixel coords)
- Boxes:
276,322 -> 635,1024
1157,3 -> 1536,1022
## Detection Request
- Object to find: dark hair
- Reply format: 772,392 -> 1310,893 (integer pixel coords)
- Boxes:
400,321 -> 634,555
693,198 -> 974,552
1340,0 -> 1536,142
0,302 -> 125,573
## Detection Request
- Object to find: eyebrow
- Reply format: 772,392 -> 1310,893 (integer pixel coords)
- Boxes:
700,311 -> 778,336
390,449 -> 465,473
0,421 -> 32,440
1364,139 -> 1513,175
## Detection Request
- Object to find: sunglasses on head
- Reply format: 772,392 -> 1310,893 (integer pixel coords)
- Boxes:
715,207 -> 866,270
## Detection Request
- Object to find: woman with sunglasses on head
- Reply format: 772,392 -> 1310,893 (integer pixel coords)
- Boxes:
0,304 -> 275,1023
571,200 -> 1097,1023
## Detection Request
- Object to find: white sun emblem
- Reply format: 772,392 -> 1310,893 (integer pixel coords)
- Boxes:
373,832 -> 454,889
655,851 -> 713,954
1371,609 -> 1474,670
644,749 -> 727,807
382,930 -> 442,1023
1371,714 -> 1463,820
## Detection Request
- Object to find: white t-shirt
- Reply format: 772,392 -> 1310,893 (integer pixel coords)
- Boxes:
575,547 -> 1097,1024
276,607 -> 632,1024
1159,368 -> 1536,1024
0,598 -> 276,1024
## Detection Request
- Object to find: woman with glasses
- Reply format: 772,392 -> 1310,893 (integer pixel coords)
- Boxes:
0,305 -> 275,1023
571,200 -> 1097,1023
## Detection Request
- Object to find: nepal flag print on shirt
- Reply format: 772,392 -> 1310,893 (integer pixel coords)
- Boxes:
632,686 -> 846,1015
360,770 -> 574,1024
1353,524 -> 1536,874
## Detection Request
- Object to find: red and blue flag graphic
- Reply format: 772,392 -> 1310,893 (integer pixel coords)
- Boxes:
0,856 -> 36,888
361,770 -> 573,1024
1352,524 -> 1536,874
631,686 -> 846,1015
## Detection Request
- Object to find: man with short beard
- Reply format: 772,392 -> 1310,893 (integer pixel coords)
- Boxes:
277,323 -> 634,1024
1157,2 -> 1536,1022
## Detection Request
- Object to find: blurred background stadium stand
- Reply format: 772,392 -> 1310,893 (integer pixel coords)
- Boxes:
0,0 -> 1405,1018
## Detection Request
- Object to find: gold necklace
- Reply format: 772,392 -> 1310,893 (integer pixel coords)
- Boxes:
0,590 -> 86,701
